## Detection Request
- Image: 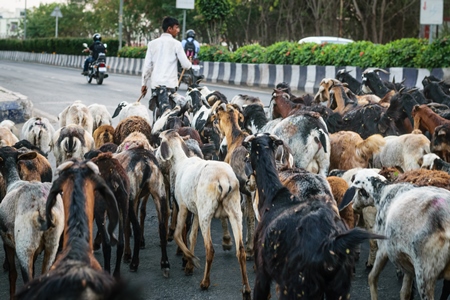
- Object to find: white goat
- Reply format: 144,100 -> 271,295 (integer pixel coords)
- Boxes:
59,100 -> 94,134
0,146 -> 64,297
20,117 -> 55,155
156,130 -> 251,298
52,124 -> 94,167
112,101 -> 151,124
340,169 -> 450,300
0,126 -> 19,147
88,103 -> 112,133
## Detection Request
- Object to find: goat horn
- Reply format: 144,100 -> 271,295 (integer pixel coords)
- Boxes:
243,135 -> 255,143
210,100 -> 222,114
373,68 -> 390,75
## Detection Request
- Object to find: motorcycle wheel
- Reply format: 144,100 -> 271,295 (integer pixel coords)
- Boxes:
96,72 -> 104,85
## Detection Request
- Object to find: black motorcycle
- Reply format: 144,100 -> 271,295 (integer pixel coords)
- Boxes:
178,60 -> 204,86
82,42 -> 109,85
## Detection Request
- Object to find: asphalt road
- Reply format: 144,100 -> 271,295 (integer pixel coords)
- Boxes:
0,61 -> 446,299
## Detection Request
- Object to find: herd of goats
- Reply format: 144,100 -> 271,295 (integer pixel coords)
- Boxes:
2,67 -> 450,299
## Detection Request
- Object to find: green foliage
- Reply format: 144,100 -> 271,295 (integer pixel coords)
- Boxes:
196,0 -> 231,21
118,46 -> 147,58
232,44 -> 266,63
198,45 -> 232,62
415,37 -> 450,68
381,38 -> 428,68
265,41 -> 297,65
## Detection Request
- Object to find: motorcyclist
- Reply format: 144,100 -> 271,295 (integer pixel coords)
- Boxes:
181,29 -> 200,61
82,33 -> 106,75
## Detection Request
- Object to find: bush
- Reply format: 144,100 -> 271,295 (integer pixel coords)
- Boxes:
232,43 -> 266,63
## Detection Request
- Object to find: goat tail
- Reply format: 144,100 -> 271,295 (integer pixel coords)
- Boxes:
330,228 -> 385,260
218,175 -> 239,203
356,133 -> 386,158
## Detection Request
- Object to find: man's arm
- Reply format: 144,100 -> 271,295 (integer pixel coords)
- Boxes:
141,43 -> 153,95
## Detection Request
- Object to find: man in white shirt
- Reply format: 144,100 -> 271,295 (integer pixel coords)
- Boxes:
141,17 -> 192,110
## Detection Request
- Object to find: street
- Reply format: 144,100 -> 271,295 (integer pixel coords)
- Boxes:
0,60 -> 446,299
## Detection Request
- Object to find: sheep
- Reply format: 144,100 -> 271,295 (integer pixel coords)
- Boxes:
52,124 -> 95,167
58,100 -> 94,134
340,169 -> 450,300
375,131 -> 430,172
113,146 -> 170,275
20,117 -> 55,155
0,146 -> 64,298
15,158 -> 125,300
92,124 -> 115,149
243,133 -> 379,299
88,103 -> 113,133
113,115 -> 154,147
330,131 -> 385,170
116,131 -> 153,152
112,100 -> 151,124
157,130 -> 251,298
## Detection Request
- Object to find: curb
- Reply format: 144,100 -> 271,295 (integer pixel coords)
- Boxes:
2,50 -> 450,94
0,86 -> 33,123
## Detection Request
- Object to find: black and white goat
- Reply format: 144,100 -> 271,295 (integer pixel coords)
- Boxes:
243,134 -> 379,299
340,169 -> 450,299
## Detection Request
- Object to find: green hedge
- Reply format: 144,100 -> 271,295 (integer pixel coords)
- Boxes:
2,36 -> 450,69
0,38 -> 122,56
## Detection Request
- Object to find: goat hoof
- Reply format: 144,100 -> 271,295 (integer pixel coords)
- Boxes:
242,290 -> 252,300
123,254 -> 131,264
162,268 -> 170,278
168,229 -> 175,242
140,239 -> 146,249
184,263 -> 194,275
200,280 -> 210,290
222,244 -> 233,251
129,263 -> 139,272
365,261 -> 373,269
245,249 -> 254,260
176,246 -> 183,256
93,242 -> 101,251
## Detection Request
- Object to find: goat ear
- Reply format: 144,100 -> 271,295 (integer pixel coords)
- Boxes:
17,151 -> 37,161
112,105 -> 122,118
339,186 -> 356,211
159,140 -> 173,161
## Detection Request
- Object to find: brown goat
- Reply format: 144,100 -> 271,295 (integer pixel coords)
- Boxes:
114,116 -> 153,146
330,131 -> 385,170
411,104 -> 450,135
15,159 -> 124,300
326,176 -> 354,229
93,124 -> 115,149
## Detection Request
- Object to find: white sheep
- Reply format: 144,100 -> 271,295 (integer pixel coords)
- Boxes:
20,117 -> 55,155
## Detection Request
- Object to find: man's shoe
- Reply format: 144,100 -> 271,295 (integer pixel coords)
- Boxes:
81,71 -> 88,75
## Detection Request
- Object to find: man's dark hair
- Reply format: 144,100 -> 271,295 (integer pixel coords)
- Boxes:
162,17 -> 179,32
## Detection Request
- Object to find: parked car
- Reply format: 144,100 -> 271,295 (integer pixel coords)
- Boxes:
298,36 -> 354,45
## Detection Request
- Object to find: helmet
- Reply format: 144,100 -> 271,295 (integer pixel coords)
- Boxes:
186,29 -> 195,39
93,33 -> 102,42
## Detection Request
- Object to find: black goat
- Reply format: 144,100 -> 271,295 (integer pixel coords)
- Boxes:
243,133 -> 381,299
336,69 -> 362,95
422,76 -> 450,107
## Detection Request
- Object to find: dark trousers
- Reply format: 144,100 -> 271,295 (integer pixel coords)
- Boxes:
84,56 -> 94,72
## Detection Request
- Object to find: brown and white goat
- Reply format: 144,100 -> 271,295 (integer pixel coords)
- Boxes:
157,130 -> 251,298
113,146 -> 170,276
0,147 -> 64,298
15,159 -> 125,300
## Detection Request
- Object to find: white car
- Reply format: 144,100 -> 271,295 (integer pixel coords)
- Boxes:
298,36 -> 354,45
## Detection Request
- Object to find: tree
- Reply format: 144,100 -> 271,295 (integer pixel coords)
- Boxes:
197,0 -> 231,45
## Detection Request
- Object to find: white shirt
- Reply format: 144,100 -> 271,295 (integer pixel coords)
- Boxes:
141,33 -> 192,89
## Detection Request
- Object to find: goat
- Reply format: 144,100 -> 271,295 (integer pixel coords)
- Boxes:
421,153 -> 450,174
326,176 -> 354,229
88,103 -> 112,133
92,124 -> 115,149
211,102 -> 256,258
112,100 -> 151,125
52,124 -> 95,167
412,104 -> 450,136
116,131 -> 153,152
15,159 -> 127,300
330,131 -> 385,171
422,76 -> 450,107
230,94 -> 263,109
361,68 -> 396,104
113,146 -> 170,275
270,88 -> 304,119
58,100 -> 94,134
0,147 -> 64,298
243,133 -> 379,299
0,126 -> 19,147
113,115 -> 155,147
432,123 -> 450,161
376,131 -> 430,172
157,130 -> 251,298
336,69 -> 362,95
20,117 -> 55,155
340,169 -> 450,300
